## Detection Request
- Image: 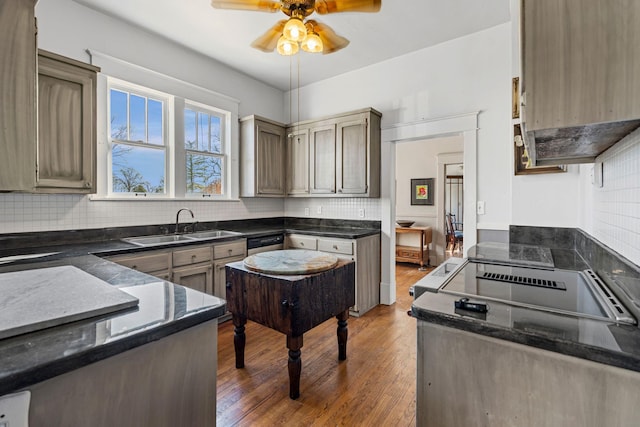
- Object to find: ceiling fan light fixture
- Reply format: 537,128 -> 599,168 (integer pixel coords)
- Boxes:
283,16 -> 307,42
277,35 -> 299,55
301,32 -> 323,53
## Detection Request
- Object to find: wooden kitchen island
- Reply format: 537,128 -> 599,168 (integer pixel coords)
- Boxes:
225,254 -> 355,399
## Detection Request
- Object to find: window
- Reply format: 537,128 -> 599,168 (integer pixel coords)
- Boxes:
109,87 -> 167,195
184,104 -> 226,196
105,78 -> 232,199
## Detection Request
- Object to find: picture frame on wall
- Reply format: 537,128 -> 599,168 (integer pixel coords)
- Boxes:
411,178 -> 434,205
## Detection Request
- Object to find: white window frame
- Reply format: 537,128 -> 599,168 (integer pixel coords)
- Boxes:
99,76 -> 234,200
178,99 -> 231,200
107,78 -> 173,199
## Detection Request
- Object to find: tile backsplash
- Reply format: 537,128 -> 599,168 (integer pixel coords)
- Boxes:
284,198 -> 382,221
589,128 -> 640,266
0,195 -> 284,233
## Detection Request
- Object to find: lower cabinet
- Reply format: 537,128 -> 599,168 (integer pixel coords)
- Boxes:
107,238 -> 246,308
285,233 -> 380,316
172,263 -> 213,295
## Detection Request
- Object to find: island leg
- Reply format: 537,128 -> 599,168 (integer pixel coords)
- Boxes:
286,335 -> 304,399
337,310 -> 349,361
232,314 -> 246,369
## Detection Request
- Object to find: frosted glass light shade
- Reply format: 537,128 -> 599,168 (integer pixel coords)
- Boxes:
277,35 -> 299,55
283,17 -> 307,42
301,33 -> 323,53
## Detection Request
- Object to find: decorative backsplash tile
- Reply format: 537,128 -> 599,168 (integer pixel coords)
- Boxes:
0,195 -> 284,234
591,129 -> 640,267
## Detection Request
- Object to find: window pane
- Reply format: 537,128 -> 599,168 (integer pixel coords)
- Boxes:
129,95 -> 146,142
185,109 -> 197,150
210,115 -> 222,153
147,99 -> 163,145
186,153 -> 222,195
198,113 -> 210,152
112,143 -> 165,193
110,89 -> 128,140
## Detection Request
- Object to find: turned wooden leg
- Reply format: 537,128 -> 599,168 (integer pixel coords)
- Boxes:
336,310 -> 349,361
232,314 -> 246,369
286,335 -> 304,399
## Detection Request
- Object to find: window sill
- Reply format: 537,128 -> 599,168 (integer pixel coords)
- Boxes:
88,195 -> 241,202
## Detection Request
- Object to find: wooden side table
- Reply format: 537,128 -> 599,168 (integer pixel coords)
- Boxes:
395,226 -> 432,270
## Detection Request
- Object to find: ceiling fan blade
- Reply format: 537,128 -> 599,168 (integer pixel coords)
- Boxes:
250,20 -> 287,52
210,0 -> 281,12
307,20 -> 350,54
314,0 -> 381,14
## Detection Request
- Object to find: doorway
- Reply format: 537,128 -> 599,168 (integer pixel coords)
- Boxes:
380,112 -> 479,306
444,163 -> 464,258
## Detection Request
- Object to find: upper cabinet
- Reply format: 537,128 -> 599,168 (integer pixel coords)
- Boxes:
0,0 -> 37,191
521,0 -> 640,166
0,1 -> 99,193
286,125 -> 310,196
239,115 -> 286,197
240,108 -> 381,198
37,50 -> 99,193
336,112 -> 380,196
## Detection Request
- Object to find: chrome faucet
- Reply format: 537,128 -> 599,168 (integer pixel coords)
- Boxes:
175,208 -> 194,234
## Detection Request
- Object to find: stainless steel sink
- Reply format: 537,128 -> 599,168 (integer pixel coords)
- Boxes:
189,230 -> 242,240
122,234 -> 197,247
122,230 -> 242,247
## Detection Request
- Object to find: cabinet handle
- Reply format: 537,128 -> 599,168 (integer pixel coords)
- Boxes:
132,265 -> 137,269
228,249 -> 233,255
191,255 -> 197,262
333,245 -> 338,250
300,242 -> 304,246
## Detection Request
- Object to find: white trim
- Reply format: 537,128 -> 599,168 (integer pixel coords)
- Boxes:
380,111 -> 479,305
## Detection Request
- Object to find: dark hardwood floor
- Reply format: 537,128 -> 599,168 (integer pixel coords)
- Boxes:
216,262 -> 432,426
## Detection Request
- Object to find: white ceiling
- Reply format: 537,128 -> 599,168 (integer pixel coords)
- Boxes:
73,0 -> 511,91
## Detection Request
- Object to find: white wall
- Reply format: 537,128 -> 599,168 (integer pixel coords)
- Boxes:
579,129 -> 640,266
0,0 -> 286,234
286,24 -> 513,231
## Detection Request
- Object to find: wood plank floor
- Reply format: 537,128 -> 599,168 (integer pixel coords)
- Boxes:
216,262 -> 433,427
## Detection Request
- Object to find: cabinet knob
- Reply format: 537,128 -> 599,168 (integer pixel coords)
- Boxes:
226,283 -> 232,289
84,181 -> 92,188
191,255 -> 197,262
228,249 -> 233,255
333,245 -> 338,250
300,242 -> 304,246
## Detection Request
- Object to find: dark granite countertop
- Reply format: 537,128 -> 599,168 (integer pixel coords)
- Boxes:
0,217 -> 380,395
0,254 -> 226,396
413,233 -> 640,373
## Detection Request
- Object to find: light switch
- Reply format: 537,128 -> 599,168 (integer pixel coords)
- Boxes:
477,201 -> 486,215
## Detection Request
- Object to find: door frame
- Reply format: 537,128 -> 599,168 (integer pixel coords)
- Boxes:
380,112 -> 479,305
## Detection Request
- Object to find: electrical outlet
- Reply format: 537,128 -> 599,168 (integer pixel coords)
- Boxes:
304,207 -> 310,216
0,391 -> 30,427
358,208 -> 365,218
477,201 -> 486,215
317,206 -> 322,215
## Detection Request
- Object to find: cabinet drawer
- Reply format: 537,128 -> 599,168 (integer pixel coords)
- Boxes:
110,252 -> 170,273
173,246 -> 212,267
318,238 -> 353,255
214,241 -> 246,259
287,235 -> 318,250
395,246 -> 421,259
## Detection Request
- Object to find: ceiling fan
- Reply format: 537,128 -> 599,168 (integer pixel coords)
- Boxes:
210,0 -> 382,55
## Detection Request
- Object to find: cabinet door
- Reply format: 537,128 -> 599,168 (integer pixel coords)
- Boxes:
173,263 -> 213,295
214,255 -> 245,299
336,116 -> 368,195
37,51 -> 98,192
286,127 -> 309,195
0,0 -> 37,191
309,123 -> 336,194
256,120 -> 286,195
